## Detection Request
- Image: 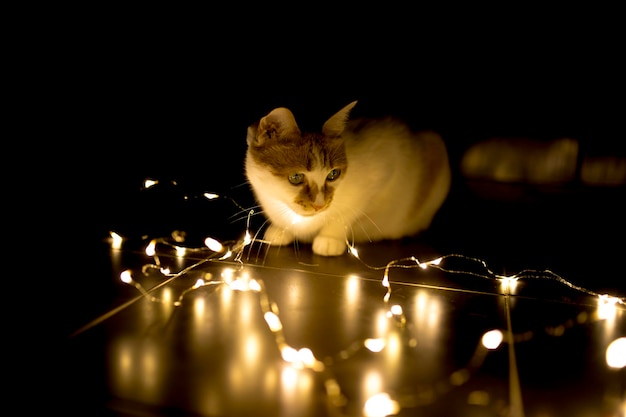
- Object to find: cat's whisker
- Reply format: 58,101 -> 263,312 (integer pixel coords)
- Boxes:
231,181 -> 253,190
291,239 -> 300,258
248,219 -> 273,263
331,201 -> 381,243
228,205 -> 264,224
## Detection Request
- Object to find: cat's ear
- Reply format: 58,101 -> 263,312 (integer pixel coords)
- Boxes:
322,101 -> 358,137
247,107 -> 301,146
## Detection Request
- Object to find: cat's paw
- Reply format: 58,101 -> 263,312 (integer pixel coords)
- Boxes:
263,225 -> 294,246
312,235 -> 346,256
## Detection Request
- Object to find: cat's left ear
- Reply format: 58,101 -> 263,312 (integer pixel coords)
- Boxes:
322,101 -> 358,137
247,107 -> 301,147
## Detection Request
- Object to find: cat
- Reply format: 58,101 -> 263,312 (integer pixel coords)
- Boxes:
245,101 -> 451,256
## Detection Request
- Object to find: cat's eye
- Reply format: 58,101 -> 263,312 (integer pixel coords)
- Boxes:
327,168 -> 341,181
288,173 -> 305,185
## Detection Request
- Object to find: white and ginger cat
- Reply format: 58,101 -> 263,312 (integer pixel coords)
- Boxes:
245,101 -> 451,256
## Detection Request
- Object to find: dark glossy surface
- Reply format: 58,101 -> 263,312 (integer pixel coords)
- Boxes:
45,179 -> 625,417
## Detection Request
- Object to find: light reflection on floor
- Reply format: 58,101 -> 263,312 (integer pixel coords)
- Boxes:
58,232 -> 626,417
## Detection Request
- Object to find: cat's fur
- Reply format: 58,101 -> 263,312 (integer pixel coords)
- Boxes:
245,101 -> 451,256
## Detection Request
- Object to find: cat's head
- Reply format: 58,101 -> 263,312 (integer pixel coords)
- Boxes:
246,101 -> 357,218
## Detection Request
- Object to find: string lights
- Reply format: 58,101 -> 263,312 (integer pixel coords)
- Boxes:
98,178 -> 625,416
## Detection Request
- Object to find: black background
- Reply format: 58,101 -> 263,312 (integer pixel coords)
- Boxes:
18,6 -> 624,248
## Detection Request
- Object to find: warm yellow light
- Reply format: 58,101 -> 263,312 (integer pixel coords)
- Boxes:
420,257 -> 442,269
203,192 -> 219,200
243,231 -> 252,245
204,237 -> 224,252
145,240 -> 156,257
228,279 -> 246,292
467,390 -> 490,406
349,246 -> 359,258
381,274 -> 389,288
429,257 -> 442,266
389,305 -> 403,316
598,294 -> 619,320
175,246 -> 186,257
281,345 -> 298,362
364,338 -> 386,353
120,270 -> 133,284
161,287 -> 172,304
194,296 -> 205,317
219,250 -> 233,260
606,337 -> 626,368
297,348 -> 316,367
363,392 -> 400,417
264,311 -> 283,332
144,179 -> 158,188
482,329 -> 503,350
375,310 -> 389,337
279,345 -> 321,370
248,279 -> 262,292
109,231 -> 123,249
346,275 -> 360,304
499,276 -> 518,293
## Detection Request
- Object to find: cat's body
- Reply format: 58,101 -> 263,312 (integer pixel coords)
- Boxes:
245,101 -> 451,256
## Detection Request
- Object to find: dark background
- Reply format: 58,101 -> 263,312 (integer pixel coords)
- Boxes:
21,7 -> 624,264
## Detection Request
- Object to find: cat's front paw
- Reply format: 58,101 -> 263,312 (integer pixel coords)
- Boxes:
263,225 -> 294,246
312,235 -> 346,256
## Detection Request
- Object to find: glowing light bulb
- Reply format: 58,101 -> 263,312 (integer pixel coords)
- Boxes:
349,246 -> 359,258
389,305 -> 403,316
606,337 -> 626,368
145,240 -> 156,257
221,268 -> 234,281
482,329 -> 503,350
204,237 -> 224,252
144,179 -> 158,189
499,276 -> 518,293
109,231 -> 123,249
243,230 -> 252,246
219,250 -> 233,260
381,274 -> 389,288
429,257 -> 442,266
175,246 -> 186,257
119,269 -> 155,301
229,279 -> 246,291
248,279 -> 262,292
281,345 -> 297,362
120,270 -> 133,284
363,392 -> 400,417
598,294 -> 619,320
364,338 -> 386,353
297,348 -> 316,367
203,192 -> 219,200
264,311 -> 283,332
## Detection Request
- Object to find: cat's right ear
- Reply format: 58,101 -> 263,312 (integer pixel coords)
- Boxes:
322,101 -> 358,137
247,107 -> 301,147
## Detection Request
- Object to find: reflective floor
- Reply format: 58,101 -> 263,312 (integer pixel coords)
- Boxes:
49,179 -> 625,417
